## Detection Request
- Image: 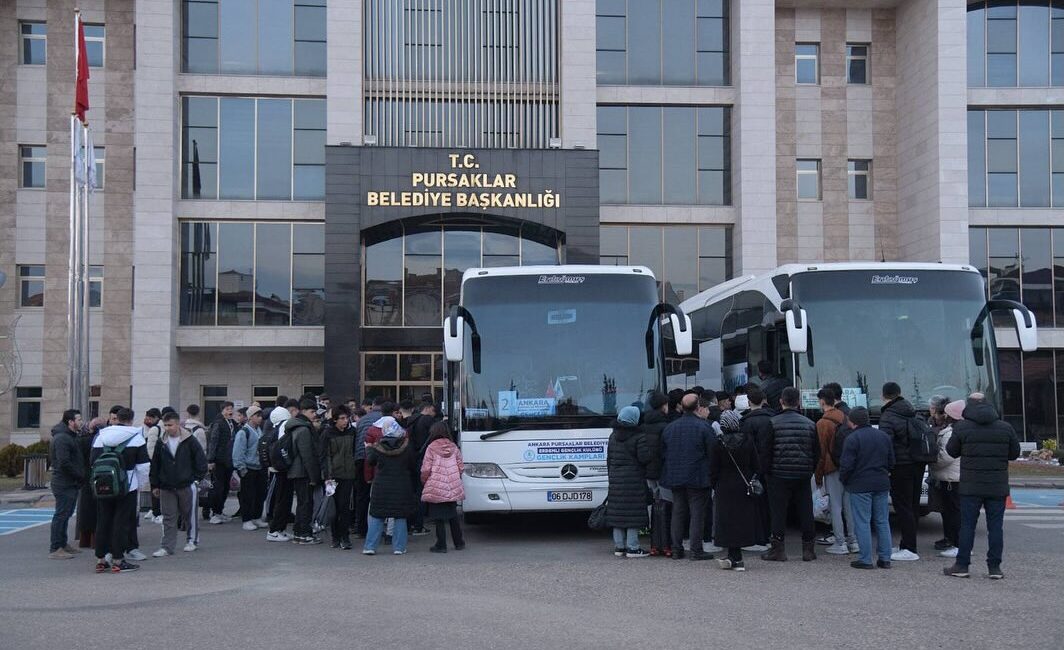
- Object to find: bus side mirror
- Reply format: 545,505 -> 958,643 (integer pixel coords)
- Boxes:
443,316 -> 465,362
1013,308 -> 1037,352
670,313 -> 693,356
785,308 -> 808,354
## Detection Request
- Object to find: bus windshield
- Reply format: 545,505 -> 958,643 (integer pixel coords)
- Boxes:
790,269 -> 998,417
460,272 -> 661,431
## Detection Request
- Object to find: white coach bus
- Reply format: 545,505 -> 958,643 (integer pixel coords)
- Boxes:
442,266 -> 691,523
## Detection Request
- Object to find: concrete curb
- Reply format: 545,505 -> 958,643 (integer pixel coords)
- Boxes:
0,490 -> 50,506
1009,480 -> 1064,489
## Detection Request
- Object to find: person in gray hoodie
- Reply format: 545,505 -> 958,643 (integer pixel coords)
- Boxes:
49,409 -> 85,559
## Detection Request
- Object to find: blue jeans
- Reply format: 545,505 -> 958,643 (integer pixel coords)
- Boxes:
956,495 -> 1006,568
849,490 -> 892,565
612,527 -> 639,550
364,515 -> 407,553
50,485 -> 79,552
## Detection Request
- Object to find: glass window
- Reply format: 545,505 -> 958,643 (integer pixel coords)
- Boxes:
258,0 -> 294,75
1019,110 -> 1051,207
969,227 -> 989,289
629,107 -> 663,203
968,5 -> 986,86
182,96 -> 218,199
628,0 -> 662,85
663,108 -> 697,204
20,22 -> 46,65
219,0 -> 257,73
847,159 -> 871,200
89,265 -> 103,308
294,3 -> 326,75
797,159 -> 821,200
1021,228 -> 1054,326
999,350 -> 1024,436
1054,6 -> 1064,85
92,147 -> 105,190
664,227 -> 698,303
184,1 -> 219,73
986,110 -> 1018,207
256,99 -> 293,200
18,265 -> 45,308
293,100 -> 326,200
600,226 -> 628,266
1056,229 -> 1064,326
20,145 -> 46,189
293,223 -> 325,325
967,1 -> 1064,87
364,236 -> 403,326
181,222 -> 217,325
84,24 -> 105,68
846,44 -> 868,84
218,98 -> 255,199
201,385 -> 228,425
443,230 -> 481,312
699,226 -> 731,292
253,386 -> 279,403
663,0 -> 696,85
404,230 -> 443,327
1019,3 -> 1051,86
1023,350 -> 1056,442
795,43 -> 819,84
988,228 -> 1021,325
15,387 -> 42,429
216,223 -> 254,325
629,226 -> 663,287
968,111 -> 987,207
255,223 -> 291,325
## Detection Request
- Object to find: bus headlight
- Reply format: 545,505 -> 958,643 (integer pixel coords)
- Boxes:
464,463 -> 508,479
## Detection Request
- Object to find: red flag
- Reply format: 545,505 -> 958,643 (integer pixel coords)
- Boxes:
74,15 -> 90,123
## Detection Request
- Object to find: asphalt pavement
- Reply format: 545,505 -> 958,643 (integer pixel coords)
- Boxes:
1,493 -> 1062,649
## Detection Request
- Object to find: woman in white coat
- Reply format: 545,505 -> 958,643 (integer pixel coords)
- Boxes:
931,399 -> 964,558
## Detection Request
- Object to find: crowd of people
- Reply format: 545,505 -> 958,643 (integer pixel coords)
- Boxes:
604,360 -> 1022,579
46,393 -> 464,572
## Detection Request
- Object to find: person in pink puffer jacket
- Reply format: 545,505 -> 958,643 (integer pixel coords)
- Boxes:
420,422 -> 466,553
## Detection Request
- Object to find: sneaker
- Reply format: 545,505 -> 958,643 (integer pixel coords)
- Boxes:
943,564 -> 970,578
95,560 -> 109,573
877,560 -> 892,569
152,515 -> 163,525
702,542 -> 723,554
716,558 -> 734,570
430,545 -> 447,553
62,545 -> 82,554
850,560 -> 875,570
362,549 -> 376,555
826,544 -> 850,555
933,538 -> 952,551
339,540 -> 353,550
48,549 -> 74,560
732,561 -> 745,572
241,521 -> 258,531
987,565 -> 1004,580
183,542 -> 197,552
266,531 -> 290,543
143,511 -> 155,520
815,534 -> 836,546
126,549 -> 147,561
938,547 -> 959,558
649,547 -> 660,557
681,539 -> 691,552
111,560 -> 139,573
626,548 -> 650,558
330,539 -> 341,548
410,528 -> 431,537
742,544 -> 769,552
151,548 -> 171,558
890,549 -> 920,562
847,542 -> 861,554
209,515 -> 225,525
220,514 -> 233,522
254,519 -> 270,529
671,549 -> 686,560
613,548 -> 625,557
393,549 -> 407,555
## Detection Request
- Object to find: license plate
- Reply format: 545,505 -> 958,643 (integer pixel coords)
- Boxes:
547,490 -> 593,503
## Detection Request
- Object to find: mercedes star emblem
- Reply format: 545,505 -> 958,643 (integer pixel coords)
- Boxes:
560,464 -> 578,480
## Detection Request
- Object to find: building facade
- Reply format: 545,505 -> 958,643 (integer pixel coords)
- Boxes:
1,0 -> 1061,445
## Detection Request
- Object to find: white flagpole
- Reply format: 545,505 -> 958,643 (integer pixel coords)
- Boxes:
68,111 -> 80,412
79,118 -> 91,416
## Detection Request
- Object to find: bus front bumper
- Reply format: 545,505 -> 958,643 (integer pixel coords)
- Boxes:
462,478 -> 607,514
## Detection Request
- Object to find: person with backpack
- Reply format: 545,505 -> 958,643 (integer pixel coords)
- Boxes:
943,394 -> 1021,580
761,387 -> 820,562
233,405 -> 267,532
90,407 -> 150,573
604,406 -> 652,559
49,409 -> 85,559
931,399 -> 964,559
321,405 -> 357,549
363,416 -> 417,555
814,387 -> 857,555
265,406 -> 295,542
150,412 -> 208,556
421,422 -> 466,553
709,410 -> 761,571
878,381 -> 924,561
206,402 -> 237,525
839,407 -> 895,570
286,397 -> 322,545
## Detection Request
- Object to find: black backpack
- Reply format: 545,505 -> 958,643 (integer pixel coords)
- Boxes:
257,428 -> 277,469
90,433 -> 137,500
269,429 -> 295,472
830,419 -> 854,467
907,416 -> 939,464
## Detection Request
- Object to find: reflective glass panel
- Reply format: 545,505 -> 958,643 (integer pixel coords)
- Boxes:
256,99 -> 293,199
217,223 -> 254,325
255,223 -> 291,325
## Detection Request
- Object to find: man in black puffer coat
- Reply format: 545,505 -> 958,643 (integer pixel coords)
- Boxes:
762,387 -> 820,562
943,395 -> 1020,579
642,391 -> 671,555
605,406 -> 651,557
877,382 -> 922,560
740,385 -> 774,547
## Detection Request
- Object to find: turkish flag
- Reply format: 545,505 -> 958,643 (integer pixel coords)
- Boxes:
74,15 -> 90,123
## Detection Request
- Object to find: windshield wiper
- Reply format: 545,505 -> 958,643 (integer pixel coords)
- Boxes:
480,423 -> 542,441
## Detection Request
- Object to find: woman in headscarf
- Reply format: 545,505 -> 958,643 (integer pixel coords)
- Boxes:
708,410 -> 761,571
605,405 -> 651,558
362,416 -> 417,556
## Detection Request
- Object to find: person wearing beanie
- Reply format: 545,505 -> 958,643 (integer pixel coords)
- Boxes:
733,394 -> 750,413
605,406 -> 651,558
642,391 -> 673,557
839,407 -> 895,570
709,407 -> 761,571
233,405 -> 268,531
265,406 -> 294,542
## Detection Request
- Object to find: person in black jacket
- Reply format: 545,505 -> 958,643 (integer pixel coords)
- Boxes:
756,360 -> 792,415
710,410 -> 761,571
762,387 -> 820,562
49,409 -> 85,559
943,395 -> 1021,580
606,406 -> 652,558
877,382 -> 922,561
739,385 -> 773,549
661,394 -> 715,561
287,398 -> 322,544
150,412 -> 208,556
402,400 -> 436,536
206,401 -> 237,524
363,416 -> 418,555
320,406 -> 357,549
642,391 -> 672,556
